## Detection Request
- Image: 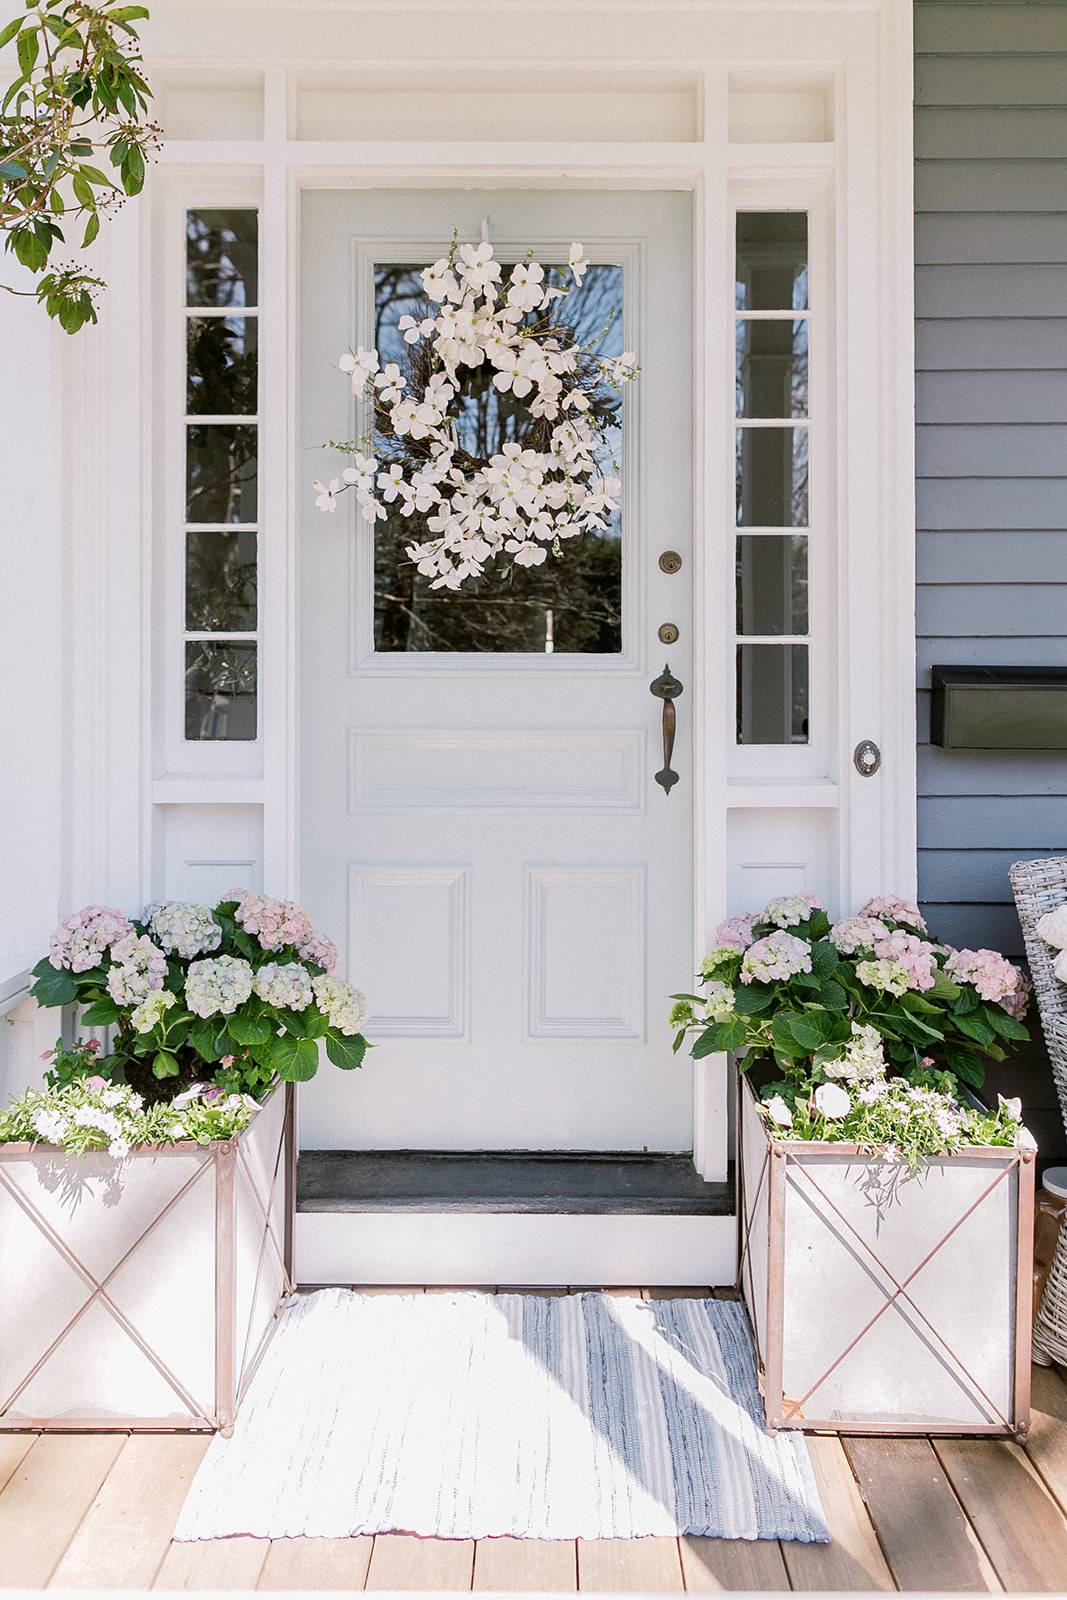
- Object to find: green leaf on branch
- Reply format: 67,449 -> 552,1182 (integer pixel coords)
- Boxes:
770,1012 -> 812,1059
691,1018 -> 748,1057
16,26 -> 39,79
0,17 -> 23,49
787,1012 -> 827,1052
817,980 -> 849,1011
227,1010 -> 273,1047
325,1032 -> 368,1071
152,1050 -> 181,1079
942,1045 -> 985,1088
271,1035 -> 320,1082
189,1017 -> 223,1062
810,939 -> 839,978
81,997 -> 122,1026
30,961 -> 79,1008
989,1010 -> 1030,1043
953,1012 -> 996,1047
732,984 -> 774,1015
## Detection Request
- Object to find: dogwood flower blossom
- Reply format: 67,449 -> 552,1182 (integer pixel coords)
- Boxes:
338,345 -> 379,392
147,902 -> 221,959
49,906 -> 134,972
740,932 -> 812,985
185,955 -> 254,1018
568,242 -> 589,286
311,975 -> 366,1036
764,1095 -> 794,1129
814,1082 -> 851,1120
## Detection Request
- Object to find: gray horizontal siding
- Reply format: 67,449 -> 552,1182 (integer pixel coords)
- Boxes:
916,2 -> 1067,1155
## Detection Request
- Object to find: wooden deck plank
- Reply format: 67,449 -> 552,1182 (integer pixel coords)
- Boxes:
0,1432 -> 125,1590
473,1537 -> 577,1591
843,1435 -> 1000,1592
364,1533 -> 475,1590
680,1533 -> 791,1591
641,1287 -> 713,1299
153,1536 -> 269,1590
779,1435 -> 894,1593
48,1434 -> 210,1590
935,1437 -> 1067,1592
576,1537 -> 683,1591
1027,1363 -> 1067,1514
257,1536 -> 374,1589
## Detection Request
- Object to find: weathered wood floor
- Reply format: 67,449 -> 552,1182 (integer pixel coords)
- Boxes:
1,1287 -> 1066,1592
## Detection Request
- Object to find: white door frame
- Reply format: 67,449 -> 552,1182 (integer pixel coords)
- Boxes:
55,3 -> 915,1236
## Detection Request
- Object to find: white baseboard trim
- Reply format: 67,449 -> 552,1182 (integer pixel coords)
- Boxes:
296,1212 -> 738,1287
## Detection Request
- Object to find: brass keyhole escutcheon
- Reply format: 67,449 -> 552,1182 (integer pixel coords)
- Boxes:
658,550 -> 682,575
658,622 -> 680,645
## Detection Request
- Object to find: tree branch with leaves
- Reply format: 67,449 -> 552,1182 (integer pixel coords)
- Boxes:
0,1 -> 159,332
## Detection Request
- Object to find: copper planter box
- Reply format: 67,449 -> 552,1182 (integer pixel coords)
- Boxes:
738,1077 -> 1034,1437
0,1085 -> 293,1433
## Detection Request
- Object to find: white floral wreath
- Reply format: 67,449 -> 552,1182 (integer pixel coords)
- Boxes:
313,238 -> 637,591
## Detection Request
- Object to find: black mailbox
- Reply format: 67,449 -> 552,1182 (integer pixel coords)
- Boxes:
930,666 -> 1067,750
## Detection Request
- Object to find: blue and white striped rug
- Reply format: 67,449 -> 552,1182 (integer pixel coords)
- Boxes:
175,1289 -> 827,1542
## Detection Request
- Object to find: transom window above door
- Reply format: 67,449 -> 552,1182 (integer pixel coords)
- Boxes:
369,257 -> 626,656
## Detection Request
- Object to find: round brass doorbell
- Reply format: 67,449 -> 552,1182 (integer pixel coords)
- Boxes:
658,622 -> 680,645
658,550 -> 683,575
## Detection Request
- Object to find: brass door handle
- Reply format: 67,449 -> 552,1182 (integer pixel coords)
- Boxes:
649,663 -> 683,794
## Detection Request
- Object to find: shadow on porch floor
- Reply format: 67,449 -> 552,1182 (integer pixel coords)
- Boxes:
0,1288 -> 1065,1593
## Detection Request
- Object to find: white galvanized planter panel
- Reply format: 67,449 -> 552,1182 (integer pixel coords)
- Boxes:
0,1086 -> 291,1432
738,1078 -> 1034,1436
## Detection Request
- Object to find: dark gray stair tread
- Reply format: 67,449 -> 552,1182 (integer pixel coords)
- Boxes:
297,1150 -> 735,1215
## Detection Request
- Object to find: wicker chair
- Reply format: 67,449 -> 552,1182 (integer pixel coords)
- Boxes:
1010,855 -> 1067,1366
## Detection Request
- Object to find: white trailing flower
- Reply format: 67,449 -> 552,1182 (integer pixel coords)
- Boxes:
316,238 -> 636,589
185,955 -> 254,1018
311,974 -> 367,1036
814,1082 -> 851,1120
764,1094 -> 794,1129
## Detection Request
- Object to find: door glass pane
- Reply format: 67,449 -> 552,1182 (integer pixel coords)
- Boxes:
184,641 -> 257,740
736,535 -> 808,635
370,260 -> 624,653
735,427 -> 809,526
186,209 -> 258,308
735,213 -> 808,311
735,318 -> 808,418
736,644 -> 809,744
187,317 -> 258,415
186,425 -> 258,522
186,530 -> 257,631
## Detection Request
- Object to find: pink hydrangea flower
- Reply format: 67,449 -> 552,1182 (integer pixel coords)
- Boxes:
872,929 -> 939,992
859,895 -> 927,933
297,929 -> 339,973
49,906 -> 134,972
714,913 -> 757,950
1003,969 -> 1031,1022
829,915 -> 890,955
106,934 -> 168,1005
740,931 -> 812,985
233,894 -> 313,952
944,947 -> 1027,1011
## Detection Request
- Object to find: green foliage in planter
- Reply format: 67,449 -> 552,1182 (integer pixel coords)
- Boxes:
1,1 -> 159,332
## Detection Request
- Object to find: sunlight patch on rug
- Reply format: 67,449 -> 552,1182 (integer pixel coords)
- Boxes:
175,1290 -> 827,1542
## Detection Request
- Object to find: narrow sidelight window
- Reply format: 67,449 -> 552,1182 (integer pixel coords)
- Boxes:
734,212 -> 810,745
183,209 -> 259,740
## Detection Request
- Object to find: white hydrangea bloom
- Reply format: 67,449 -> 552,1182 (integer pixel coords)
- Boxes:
822,1022 -> 887,1083
254,961 -> 314,1012
130,988 -> 177,1034
185,955 -> 255,1018
147,902 -> 222,958
700,983 -> 736,1023
312,974 -> 367,1036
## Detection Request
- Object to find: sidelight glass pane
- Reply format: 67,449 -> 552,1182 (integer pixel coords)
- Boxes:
186,425 -> 258,523
736,535 -> 808,636
370,260 -> 624,654
186,317 -> 258,415
185,641 -> 257,741
735,318 -> 808,418
735,213 -> 808,311
737,643 -> 809,745
735,427 -> 809,526
186,209 -> 258,308
185,530 -> 258,632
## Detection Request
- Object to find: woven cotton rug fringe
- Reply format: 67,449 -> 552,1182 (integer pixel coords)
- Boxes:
175,1289 -> 827,1543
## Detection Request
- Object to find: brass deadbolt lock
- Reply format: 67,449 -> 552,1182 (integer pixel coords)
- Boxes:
658,550 -> 683,575
658,622 -> 680,645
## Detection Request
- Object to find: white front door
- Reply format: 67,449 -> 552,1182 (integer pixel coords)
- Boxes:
299,189 -> 694,1154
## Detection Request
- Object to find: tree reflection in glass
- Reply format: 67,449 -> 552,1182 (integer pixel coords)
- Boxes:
371,261 -> 625,653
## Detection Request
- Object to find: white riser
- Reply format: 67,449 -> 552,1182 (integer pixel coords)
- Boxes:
296,1212 -> 737,1287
